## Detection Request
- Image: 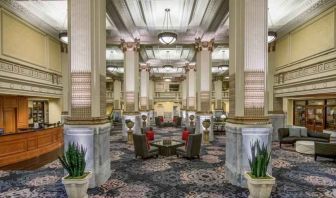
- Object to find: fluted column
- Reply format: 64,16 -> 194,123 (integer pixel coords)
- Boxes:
214,78 -> 223,110
225,0 -> 272,187
65,0 -> 110,188
121,40 -> 141,138
61,43 -> 69,123
113,79 -> 122,110
195,39 -> 214,142
139,64 -> 150,127
186,63 -> 196,127
181,78 -> 187,124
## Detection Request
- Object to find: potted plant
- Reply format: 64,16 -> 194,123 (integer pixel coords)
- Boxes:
126,119 -> 134,144
202,119 -> 211,144
59,142 -> 91,198
244,140 -> 275,198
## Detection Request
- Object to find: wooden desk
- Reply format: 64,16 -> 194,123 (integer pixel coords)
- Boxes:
0,127 -> 63,167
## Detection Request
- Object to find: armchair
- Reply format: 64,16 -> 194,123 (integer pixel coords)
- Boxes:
133,134 -> 158,159
176,133 -> 202,159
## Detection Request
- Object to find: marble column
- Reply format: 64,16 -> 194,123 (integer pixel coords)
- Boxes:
214,77 -> 223,111
139,64 -> 150,127
148,79 -> 155,125
225,0 -> 272,187
121,40 -> 141,139
186,63 -> 196,127
64,0 -> 110,187
61,43 -> 69,123
268,46 -> 285,141
113,79 -> 122,121
195,39 -> 214,142
181,79 -> 187,125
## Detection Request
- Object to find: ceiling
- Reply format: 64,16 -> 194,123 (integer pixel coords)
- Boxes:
10,0 -> 335,77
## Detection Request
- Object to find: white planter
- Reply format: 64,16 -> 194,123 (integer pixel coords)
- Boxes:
62,171 -> 92,198
244,172 -> 275,198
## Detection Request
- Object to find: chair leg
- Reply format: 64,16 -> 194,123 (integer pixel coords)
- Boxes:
314,155 -> 317,161
280,143 -> 282,149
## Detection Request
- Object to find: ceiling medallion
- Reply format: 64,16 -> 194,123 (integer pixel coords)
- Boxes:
158,8 -> 177,45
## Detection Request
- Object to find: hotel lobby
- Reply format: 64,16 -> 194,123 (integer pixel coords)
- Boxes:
0,0 -> 336,197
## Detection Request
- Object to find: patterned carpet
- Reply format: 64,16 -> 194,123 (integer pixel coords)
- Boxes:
0,127 -> 335,198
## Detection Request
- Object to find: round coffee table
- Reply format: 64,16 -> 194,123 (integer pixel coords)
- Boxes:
295,141 -> 315,155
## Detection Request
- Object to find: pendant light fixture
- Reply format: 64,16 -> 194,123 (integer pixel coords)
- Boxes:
158,8 -> 177,45
59,32 -> 68,44
267,31 -> 277,43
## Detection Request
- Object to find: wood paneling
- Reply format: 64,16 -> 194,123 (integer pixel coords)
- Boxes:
3,108 -> 16,133
0,96 -> 28,132
17,96 -> 28,128
0,127 -> 63,167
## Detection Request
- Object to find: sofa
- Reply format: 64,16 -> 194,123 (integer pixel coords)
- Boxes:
315,142 -> 336,161
278,127 -> 330,148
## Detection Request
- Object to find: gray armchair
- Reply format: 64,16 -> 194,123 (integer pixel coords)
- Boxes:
176,133 -> 202,159
133,134 -> 158,159
315,142 -> 336,161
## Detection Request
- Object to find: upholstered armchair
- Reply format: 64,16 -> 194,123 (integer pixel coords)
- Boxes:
315,142 -> 336,161
176,133 -> 202,159
133,134 -> 158,159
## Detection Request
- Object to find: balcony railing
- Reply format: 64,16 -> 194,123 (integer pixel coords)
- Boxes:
154,92 -> 181,100
212,91 -> 229,99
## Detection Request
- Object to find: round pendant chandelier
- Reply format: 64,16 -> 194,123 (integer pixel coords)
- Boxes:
158,8 -> 177,45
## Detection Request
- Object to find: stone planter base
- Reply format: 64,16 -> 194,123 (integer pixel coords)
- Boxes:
244,172 -> 275,198
62,171 -> 92,198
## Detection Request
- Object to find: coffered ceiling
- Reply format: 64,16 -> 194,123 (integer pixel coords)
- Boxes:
106,0 -> 229,44
7,0 -> 336,77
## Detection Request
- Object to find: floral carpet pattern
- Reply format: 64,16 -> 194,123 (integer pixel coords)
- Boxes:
0,126 -> 335,198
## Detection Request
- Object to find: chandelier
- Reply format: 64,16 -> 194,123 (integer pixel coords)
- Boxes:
158,8 -> 177,45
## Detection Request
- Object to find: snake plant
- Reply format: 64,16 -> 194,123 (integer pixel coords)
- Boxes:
59,142 -> 87,178
248,139 -> 271,178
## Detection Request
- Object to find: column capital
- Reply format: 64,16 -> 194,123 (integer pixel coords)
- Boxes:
139,63 -> 151,72
185,63 -> 196,72
195,38 -> 214,52
121,38 -> 140,52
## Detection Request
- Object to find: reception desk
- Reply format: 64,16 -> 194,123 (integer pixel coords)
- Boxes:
0,127 -> 63,167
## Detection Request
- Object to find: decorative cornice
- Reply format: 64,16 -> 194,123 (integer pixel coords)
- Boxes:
195,38 -> 214,52
120,39 -> 140,52
65,116 -> 109,125
226,116 -> 270,125
0,59 -> 62,86
277,0 -> 336,39
0,0 -> 59,39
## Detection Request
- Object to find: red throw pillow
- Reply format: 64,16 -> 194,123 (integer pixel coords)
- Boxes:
146,131 -> 154,141
182,131 -> 190,141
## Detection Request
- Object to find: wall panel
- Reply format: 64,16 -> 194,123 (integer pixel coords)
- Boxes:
1,11 -> 46,67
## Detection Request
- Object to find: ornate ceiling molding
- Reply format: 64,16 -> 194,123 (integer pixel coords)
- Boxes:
0,0 -> 59,39
277,0 -> 336,39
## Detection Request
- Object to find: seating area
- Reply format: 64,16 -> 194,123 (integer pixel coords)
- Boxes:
278,127 -> 331,148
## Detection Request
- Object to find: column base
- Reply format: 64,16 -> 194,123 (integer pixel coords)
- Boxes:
196,113 -> 214,142
122,113 -> 141,141
225,122 -> 272,187
64,122 -> 111,188
268,113 -> 286,141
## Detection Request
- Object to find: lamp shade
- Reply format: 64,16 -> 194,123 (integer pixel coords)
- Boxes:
158,32 -> 177,45
59,32 -> 68,44
267,31 -> 277,43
